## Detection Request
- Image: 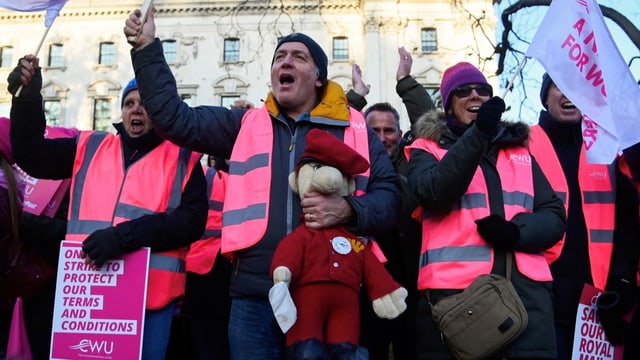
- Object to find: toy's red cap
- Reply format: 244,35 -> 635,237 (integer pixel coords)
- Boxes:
298,129 -> 369,175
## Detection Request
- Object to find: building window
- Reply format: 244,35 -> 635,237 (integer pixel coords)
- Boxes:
0,102 -> 9,117
332,37 -> 348,61
93,98 -> 112,131
48,44 -> 64,67
425,86 -> 441,109
98,42 -> 115,65
221,96 -> 240,109
181,94 -> 193,106
224,38 -> 240,62
1,46 -> 13,68
44,100 -> 62,126
162,40 -> 177,64
421,28 -> 438,53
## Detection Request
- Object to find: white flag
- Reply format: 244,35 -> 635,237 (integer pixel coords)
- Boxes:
0,0 -> 68,27
526,0 -> 640,164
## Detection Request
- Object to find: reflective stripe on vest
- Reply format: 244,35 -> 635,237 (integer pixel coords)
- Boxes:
66,131 -> 200,309
186,166 -> 226,275
407,138 -> 552,289
529,125 -> 615,289
221,105 -> 370,255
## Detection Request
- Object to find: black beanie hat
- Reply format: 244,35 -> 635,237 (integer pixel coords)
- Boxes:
540,73 -> 553,109
274,33 -> 328,85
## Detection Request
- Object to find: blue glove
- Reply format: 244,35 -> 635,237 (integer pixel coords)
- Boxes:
475,97 -> 505,134
475,214 -> 519,249
82,227 -> 124,268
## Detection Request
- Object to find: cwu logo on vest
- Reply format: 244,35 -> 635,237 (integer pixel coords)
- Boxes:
69,339 -> 114,355
509,153 -> 532,164
350,122 -> 368,131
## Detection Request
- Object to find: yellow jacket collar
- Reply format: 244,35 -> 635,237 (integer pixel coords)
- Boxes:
264,80 -> 350,123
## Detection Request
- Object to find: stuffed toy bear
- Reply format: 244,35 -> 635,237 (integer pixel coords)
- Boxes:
270,129 -> 407,359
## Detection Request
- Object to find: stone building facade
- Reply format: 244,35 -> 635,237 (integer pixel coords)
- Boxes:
0,0 -> 497,132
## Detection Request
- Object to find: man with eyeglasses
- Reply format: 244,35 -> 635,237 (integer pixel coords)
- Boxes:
406,62 -> 566,359
528,73 -> 640,359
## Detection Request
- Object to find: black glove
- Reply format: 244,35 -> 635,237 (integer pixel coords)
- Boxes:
475,96 -> 506,134
475,214 -> 519,249
597,278 -> 638,345
82,227 -> 124,268
7,58 -> 42,99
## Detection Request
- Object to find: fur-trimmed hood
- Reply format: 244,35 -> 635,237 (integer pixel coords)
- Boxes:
412,109 -> 530,147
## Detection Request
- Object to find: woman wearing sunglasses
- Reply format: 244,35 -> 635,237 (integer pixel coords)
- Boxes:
405,62 -> 566,359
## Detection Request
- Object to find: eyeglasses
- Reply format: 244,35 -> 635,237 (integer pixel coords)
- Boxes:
452,84 -> 493,98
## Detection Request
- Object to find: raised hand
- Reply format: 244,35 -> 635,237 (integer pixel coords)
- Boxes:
351,63 -> 370,97
123,4 -> 156,50
397,47 -> 412,81
7,55 -> 41,98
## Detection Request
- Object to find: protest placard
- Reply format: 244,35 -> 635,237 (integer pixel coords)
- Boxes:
572,284 -> 624,360
50,241 -> 149,360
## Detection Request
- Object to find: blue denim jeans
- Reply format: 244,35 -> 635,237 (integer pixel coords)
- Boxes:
142,301 -> 176,360
228,297 -> 284,360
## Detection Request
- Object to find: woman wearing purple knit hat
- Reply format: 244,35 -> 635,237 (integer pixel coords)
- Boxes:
405,62 -> 566,359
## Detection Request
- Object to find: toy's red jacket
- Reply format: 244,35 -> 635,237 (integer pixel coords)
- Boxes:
271,225 -> 402,345
271,225 -> 400,302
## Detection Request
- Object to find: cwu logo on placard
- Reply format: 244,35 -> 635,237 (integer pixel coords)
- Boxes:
69,339 -> 114,354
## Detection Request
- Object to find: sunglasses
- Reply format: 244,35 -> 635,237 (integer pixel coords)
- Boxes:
452,84 -> 493,98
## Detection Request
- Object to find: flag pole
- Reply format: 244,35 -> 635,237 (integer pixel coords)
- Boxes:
501,57 -> 528,99
15,22 -> 54,98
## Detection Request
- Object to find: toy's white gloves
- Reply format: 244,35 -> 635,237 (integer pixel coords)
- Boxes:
270,266 -> 296,333
372,287 -> 408,319
273,266 -> 292,286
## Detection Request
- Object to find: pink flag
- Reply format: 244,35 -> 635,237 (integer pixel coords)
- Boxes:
526,0 -> 640,164
0,0 -> 68,27
6,297 -> 33,360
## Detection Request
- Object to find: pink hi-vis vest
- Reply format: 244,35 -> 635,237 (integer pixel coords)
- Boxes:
186,166 -> 227,275
406,138 -> 553,290
529,125 -> 616,290
221,105 -> 372,256
528,125 -> 566,264
67,131 -> 201,310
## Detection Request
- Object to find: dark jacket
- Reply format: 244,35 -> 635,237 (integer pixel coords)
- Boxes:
131,39 -> 401,299
407,110 -> 566,359
538,110 -> 640,328
9,95 -> 208,255
346,75 -> 435,288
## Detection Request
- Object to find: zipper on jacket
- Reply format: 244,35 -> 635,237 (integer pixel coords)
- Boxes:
233,257 -> 240,277
288,137 -> 295,152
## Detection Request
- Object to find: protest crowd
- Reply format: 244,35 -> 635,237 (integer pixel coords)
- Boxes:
2,1 -> 640,360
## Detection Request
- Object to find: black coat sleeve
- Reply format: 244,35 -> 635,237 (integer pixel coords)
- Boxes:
346,89 -> 367,112
408,127 -> 490,213
10,96 -> 76,179
510,158 -> 567,253
396,76 -> 435,125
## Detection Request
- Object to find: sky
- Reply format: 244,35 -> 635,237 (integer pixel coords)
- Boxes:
493,0 -> 640,123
